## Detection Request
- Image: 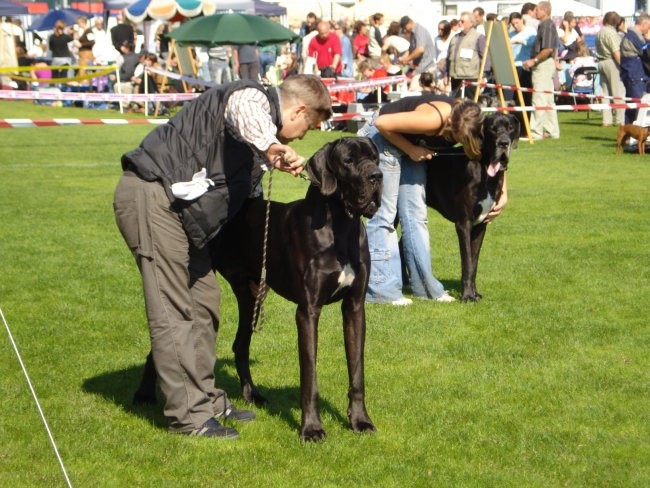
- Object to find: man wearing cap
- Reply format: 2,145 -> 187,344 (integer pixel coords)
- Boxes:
446,11 -> 488,100
398,16 -> 436,90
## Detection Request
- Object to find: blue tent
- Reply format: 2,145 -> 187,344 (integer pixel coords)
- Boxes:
253,0 -> 286,16
27,8 -> 93,31
0,0 -> 28,16
103,0 -> 138,10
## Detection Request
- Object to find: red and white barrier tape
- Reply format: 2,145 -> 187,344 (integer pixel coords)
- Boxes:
462,80 -> 642,103
326,75 -> 407,93
1,75 -> 404,103
0,118 -> 169,128
481,102 -> 650,112
0,89 -> 199,103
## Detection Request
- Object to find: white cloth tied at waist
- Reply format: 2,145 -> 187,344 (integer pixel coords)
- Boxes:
171,168 -> 214,200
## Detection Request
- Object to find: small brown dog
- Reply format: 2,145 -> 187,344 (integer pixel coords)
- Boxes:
616,124 -> 649,155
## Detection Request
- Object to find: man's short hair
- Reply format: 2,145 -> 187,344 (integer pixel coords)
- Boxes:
635,13 -> 650,25
399,16 -> 411,30
280,74 -> 333,121
537,1 -> 551,16
520,2 -> 536,15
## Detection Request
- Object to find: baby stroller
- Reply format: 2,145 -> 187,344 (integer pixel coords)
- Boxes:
569,66 -> 598,119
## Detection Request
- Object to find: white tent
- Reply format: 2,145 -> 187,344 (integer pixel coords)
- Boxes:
502,0 -> 602,17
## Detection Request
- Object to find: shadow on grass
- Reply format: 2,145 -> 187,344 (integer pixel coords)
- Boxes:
82,357 -> 348,433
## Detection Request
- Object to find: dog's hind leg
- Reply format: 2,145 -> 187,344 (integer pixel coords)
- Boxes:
229,276 -> 268,405
133,351 -> 158,405
341,297 -> 376,435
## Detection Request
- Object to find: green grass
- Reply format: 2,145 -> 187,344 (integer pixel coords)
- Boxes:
0,100 -> 648,487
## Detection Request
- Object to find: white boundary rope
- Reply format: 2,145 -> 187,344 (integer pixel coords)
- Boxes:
462,79 -> 643,103
0,306 -> 73,488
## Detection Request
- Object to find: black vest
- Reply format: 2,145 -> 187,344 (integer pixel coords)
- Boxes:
121,80 -> 282,248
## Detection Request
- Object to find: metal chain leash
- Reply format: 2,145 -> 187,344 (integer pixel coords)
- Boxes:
249,159 -> 311,332
250,167 -> 274,332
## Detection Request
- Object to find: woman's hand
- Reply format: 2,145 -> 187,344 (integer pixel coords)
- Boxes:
485,176 -> 508,223
408,145 -> 436,162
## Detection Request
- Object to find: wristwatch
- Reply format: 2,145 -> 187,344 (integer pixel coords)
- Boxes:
533,57 -> 539,65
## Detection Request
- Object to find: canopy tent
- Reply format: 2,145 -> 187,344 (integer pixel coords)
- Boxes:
501,0 -> 601,17
103,0 -> 137,9
252,0 -> 285,16
168,11 -> 297,46
216,0 -> 286,16
124,0 -> 215,23
0,0 -> 28,16
27,7 -> 93,31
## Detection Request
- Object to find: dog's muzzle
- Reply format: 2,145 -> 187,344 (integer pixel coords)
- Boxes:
360,168 -> 383,218
487,138 -> 512,177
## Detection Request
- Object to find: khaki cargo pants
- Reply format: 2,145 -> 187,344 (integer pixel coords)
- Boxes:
113,171 -> 231,433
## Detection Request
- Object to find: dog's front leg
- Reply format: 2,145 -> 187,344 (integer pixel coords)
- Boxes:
341,298 -> 376,434
456,221 -> 480,302
296,304 -> 326,441
467,223 -> 487,300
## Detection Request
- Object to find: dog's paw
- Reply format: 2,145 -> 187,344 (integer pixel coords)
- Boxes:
300,424 -> 327,442
242,383 -> 268,406
460,292 -> 482,303
351,417 -> 376,434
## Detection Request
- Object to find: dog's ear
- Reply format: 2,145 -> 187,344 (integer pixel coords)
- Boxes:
306,140 -> 338,196
509,114 -> 521,149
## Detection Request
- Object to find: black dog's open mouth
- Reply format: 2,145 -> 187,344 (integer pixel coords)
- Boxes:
487,147 -> 511,177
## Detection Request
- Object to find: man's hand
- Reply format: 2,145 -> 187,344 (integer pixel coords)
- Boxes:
266,143 -> 305,176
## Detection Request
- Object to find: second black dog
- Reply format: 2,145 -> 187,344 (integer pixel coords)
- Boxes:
425,112 -> 520,302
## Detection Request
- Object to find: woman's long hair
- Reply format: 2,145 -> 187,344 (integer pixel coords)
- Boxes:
441,99 -> 484,160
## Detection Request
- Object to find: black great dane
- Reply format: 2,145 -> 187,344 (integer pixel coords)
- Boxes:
425,112 -> 520,302
134,137 -> 381,441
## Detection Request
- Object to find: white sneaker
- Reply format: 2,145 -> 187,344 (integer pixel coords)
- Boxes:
390,297 -> 413,306
434,292 -> 455,303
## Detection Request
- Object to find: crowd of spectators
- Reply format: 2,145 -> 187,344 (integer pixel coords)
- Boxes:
4,6 -> 649,124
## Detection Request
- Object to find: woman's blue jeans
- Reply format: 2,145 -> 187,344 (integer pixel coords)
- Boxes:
359,118 -> 445,302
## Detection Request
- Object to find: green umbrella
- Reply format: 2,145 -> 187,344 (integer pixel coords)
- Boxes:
167,13 -> 299,47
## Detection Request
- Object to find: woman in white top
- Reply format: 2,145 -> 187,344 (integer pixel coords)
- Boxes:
381,21 -> 410,63
433,20 -> 454,94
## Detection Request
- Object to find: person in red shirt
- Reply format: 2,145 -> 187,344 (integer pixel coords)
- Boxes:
356,59 -> 389,104
307,20 -> 342,77
353,20 -> 370,61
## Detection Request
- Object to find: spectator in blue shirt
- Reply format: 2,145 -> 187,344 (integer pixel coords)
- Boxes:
509,12 -> 536,105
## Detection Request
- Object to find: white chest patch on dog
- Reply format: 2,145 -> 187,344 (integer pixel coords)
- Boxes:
333,264 -> 355,296
474,195 -> 496,225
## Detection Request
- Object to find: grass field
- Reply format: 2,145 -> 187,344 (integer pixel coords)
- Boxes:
0,100 -> 648,487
